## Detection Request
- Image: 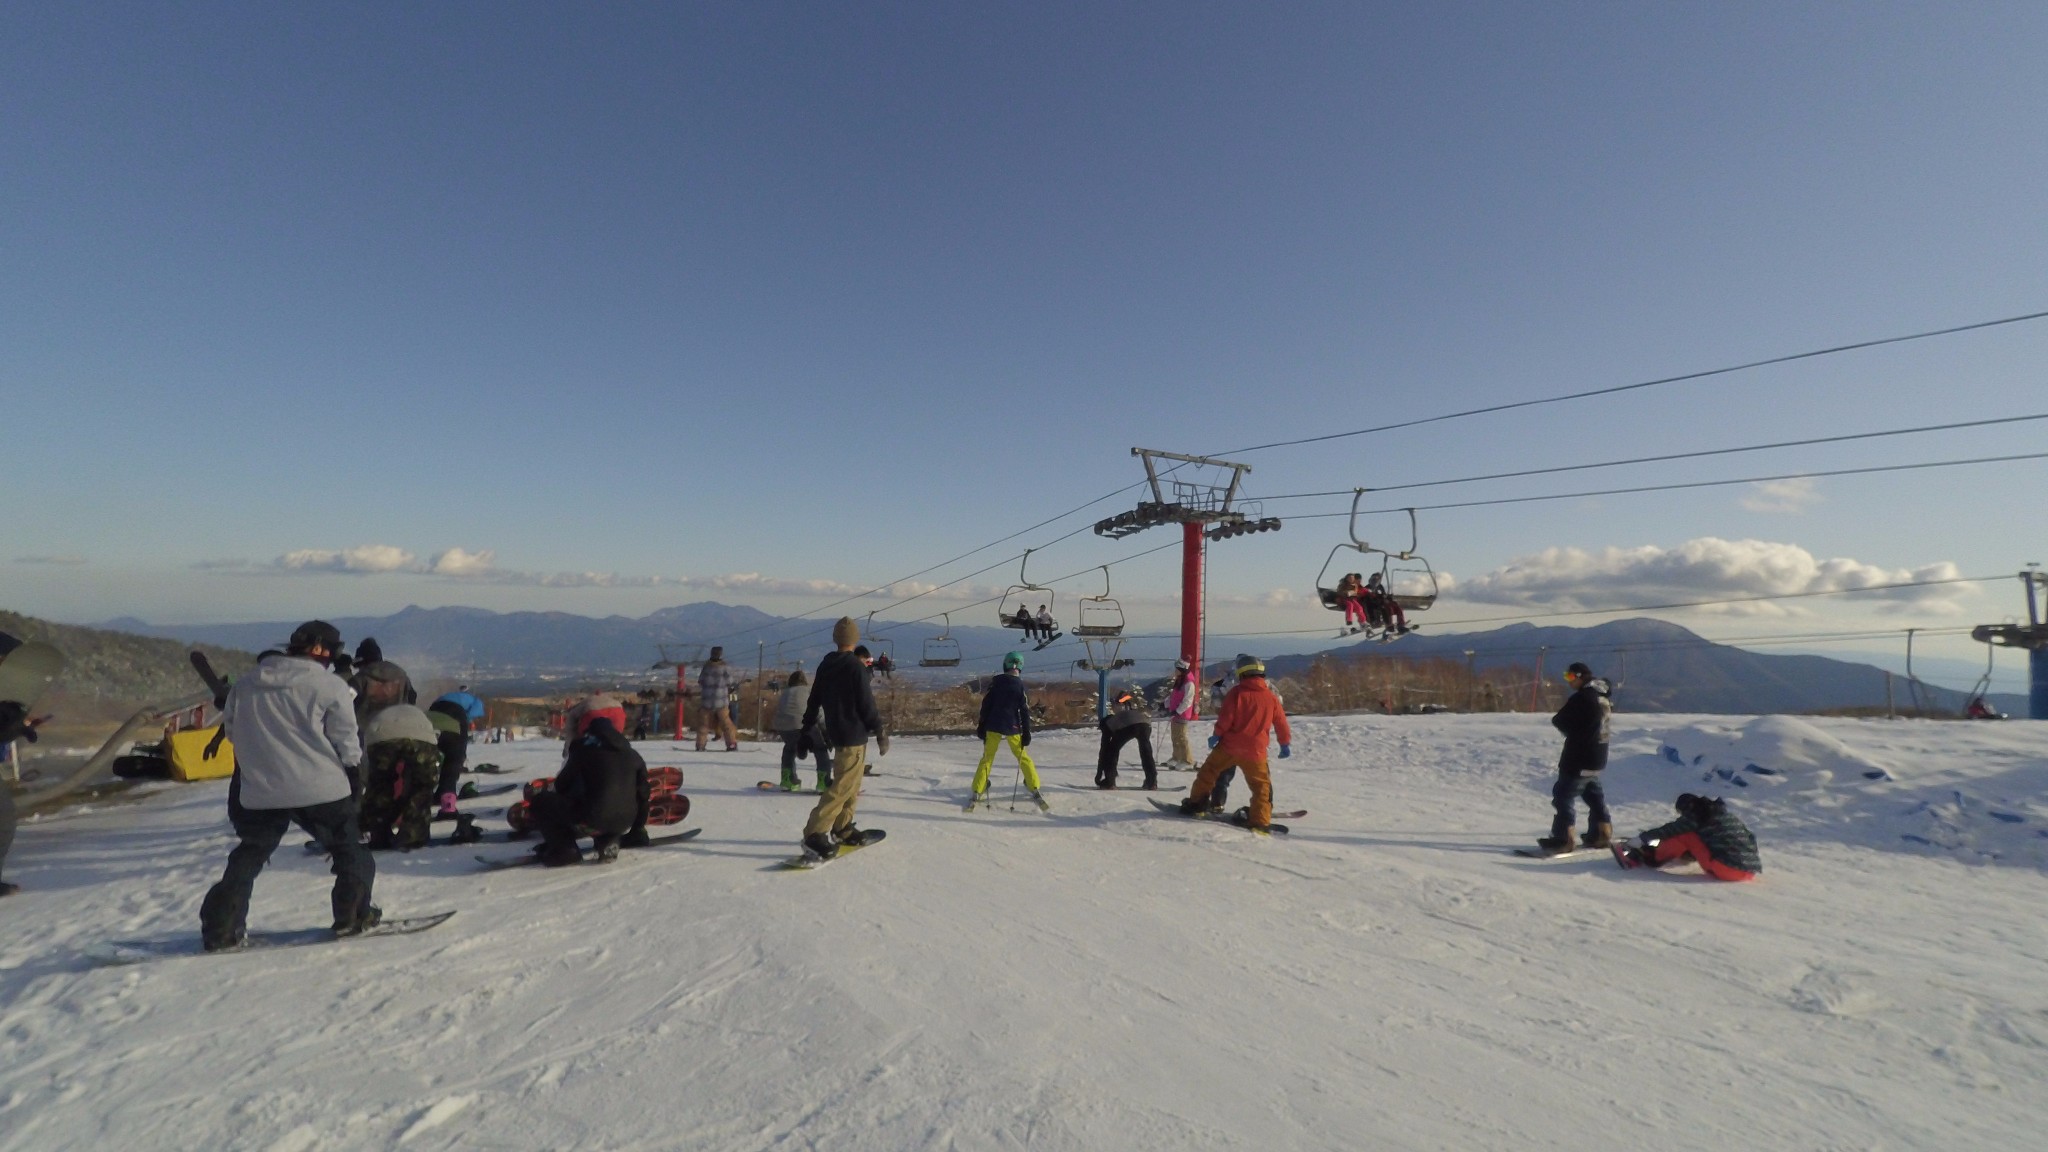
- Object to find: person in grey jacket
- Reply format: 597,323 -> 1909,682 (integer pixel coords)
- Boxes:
770,669 -> 829,792
199,621 -> 378,951
696,647 -> 741,752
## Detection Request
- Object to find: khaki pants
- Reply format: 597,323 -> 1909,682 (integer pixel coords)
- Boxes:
1169,720 -> 1193,765
803,745 -> 868,837
1188,749 -> 1272,827
696,704 -> 739,750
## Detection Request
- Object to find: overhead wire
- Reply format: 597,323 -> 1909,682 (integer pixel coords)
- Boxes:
1216,307 -> 2048,455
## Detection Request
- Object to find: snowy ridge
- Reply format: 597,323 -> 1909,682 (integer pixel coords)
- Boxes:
2,715 -> 2045,1149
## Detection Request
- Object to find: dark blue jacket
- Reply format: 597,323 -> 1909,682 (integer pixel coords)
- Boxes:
977,673 -> 1032,740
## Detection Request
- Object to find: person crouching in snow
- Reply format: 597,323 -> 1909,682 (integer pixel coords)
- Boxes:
1615,794 -> 1760,880
1178,655 -> 1291,831
532,717 -> 651,866
1095,686 -> 1158,790
358,703 -> 445,851
1537,661 -> 1612,855
970,652 -> 1044,807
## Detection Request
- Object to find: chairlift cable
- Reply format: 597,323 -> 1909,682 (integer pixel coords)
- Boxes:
1214,307 -> 2048,455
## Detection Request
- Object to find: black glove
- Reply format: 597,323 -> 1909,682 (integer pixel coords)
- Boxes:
203,727 -> 228,761
876,730 -> 890,757
1021,731 -> 1031,748
344,763 -> 363,805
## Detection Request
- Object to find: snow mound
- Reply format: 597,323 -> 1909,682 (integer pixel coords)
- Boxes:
1657,714 -> 1895,790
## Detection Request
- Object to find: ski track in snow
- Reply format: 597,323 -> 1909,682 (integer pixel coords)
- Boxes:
2,714 -> 2046,1149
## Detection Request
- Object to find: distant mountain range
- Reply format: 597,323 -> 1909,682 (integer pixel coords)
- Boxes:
101,604 -> 2025,716
1261,617 -> 2024,716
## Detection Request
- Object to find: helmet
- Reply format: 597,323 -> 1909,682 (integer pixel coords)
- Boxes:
1234,653 -> 1265,679
1002,652 -> 1024,672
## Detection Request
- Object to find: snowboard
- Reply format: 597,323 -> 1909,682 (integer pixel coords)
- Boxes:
188,650 -> 231,706
460,783 -> 520,799
778,829 -> 885,870
87,911 -> 456,966
1069,782 -> 1164,793
1147,797 -> 1295,832
0,640 -> 64,710
757,781 -> 820,792
469,763 -> 513,775
1513,845 -> 1605,860
475,827 -> 702,871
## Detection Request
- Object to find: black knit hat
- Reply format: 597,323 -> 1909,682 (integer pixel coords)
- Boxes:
288,620 -> 343,654
1566,661 -> 1593,679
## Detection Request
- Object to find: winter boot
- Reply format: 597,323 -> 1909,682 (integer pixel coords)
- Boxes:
833,824 -> 865,845
802,832 -> 840,861
0,881 -> 19,898
457,780 -> 481,800
537,839 -> 583,868
816,772 -> 831,792
448,813 -> 482,846
592,835 -> 621,864
618,825 -> 651,849
1177,797 -> 1209,817
1581,823 -> 1613,850
1535,829 -> 1576,855
335,905 -> 383,938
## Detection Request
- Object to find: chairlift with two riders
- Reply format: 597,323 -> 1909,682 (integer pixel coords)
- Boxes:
998,549 -> 1062,649
1314,491 -> 1440,641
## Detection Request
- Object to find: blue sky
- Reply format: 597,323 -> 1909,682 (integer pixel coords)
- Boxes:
5,2 -> 2045,687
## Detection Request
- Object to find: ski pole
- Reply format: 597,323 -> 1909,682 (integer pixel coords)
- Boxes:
1008,764 -> 1021,811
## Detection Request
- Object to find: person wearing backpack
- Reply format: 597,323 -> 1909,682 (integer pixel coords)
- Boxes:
1535,661 -> 1613,856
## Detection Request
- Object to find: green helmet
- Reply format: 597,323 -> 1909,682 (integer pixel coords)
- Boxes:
1002,651 -> 1024,672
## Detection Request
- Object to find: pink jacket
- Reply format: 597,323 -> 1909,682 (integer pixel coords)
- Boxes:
1163,677 -> 1197,721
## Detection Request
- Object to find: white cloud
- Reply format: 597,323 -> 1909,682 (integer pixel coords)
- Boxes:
430,547 -> 497,577
1455,538 -> 1967,616
15,555 -> 87,566
1740,477 -> 1822,514
276,544 -> 422,574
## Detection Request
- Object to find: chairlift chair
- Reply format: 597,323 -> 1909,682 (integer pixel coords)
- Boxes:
862,613 -> 897,678
997,549 -> 1061,645
1074,566 -> 1126,638
1314,496 -> 1440,621
919,613 -> 963,668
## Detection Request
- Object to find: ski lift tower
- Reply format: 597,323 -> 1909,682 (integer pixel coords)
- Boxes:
1094,448 -> 1282,691
1971,566 -> 2048,719
651,643 -> 706,741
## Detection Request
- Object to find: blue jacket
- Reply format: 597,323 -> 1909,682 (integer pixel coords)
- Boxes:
977,673 -> 1032,739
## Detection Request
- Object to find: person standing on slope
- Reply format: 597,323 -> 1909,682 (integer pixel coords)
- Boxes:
1178,655 -> 1291,831
1161,658 -> 1198,770
200,621 -> 378,951
0,630 -> 56,898
970,652 -> 1046,809
696,647 -> 741,752
798,617 -> 887,860
1537,661 -> 1613,855
1614,793 -> 1760,880
771,668 -> 830,792
1095,686 -> 1158,790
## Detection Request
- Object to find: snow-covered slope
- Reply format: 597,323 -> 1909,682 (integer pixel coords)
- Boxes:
3,714 -> 2045,1150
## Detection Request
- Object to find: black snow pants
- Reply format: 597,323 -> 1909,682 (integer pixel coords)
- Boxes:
779,731 -> 830,789
435,729 -> 468,799
200,772 -> 375,948
529,789 -> 629,861
1095,726 -> 1157,789
0,778 -> 15,885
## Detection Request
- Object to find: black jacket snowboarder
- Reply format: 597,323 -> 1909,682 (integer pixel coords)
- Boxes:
802,649 -> 884,749
531,718 -> 650,866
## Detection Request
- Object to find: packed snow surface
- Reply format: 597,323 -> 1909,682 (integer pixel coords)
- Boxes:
4,713 -> 2047,1150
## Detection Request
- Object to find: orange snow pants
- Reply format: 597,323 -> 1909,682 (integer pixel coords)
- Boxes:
1652,832 -> 1756,882
1188,750 -> 1272,827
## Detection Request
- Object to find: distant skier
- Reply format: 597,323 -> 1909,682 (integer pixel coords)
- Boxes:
531,716 -> 651,866
200,621 -> 378,951
1177,654 -> 1291,830
1161,658 -> 1198,770
1613,794 -> 1760,881
0,631 -> 56,898
1095,686 -> 1158,790
697,647 -> 741,752
797,617 -> 887,860
631,706 -> 653,741
970,652 -> 1045,808
358,703 -> 445,850
1536,661 -> 1613,855
771,668 -> 830,792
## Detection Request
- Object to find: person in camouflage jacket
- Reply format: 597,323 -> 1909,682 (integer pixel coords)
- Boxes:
358,704 -> 444,851
1616,793 -> 1761,881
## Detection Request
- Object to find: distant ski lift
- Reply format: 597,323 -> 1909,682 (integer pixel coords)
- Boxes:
1074,566 -> 1125,638
863,612 -> 896,678
1315,495 -> 1441,618
920,613 -> 963,668
998,549 -> 1060,640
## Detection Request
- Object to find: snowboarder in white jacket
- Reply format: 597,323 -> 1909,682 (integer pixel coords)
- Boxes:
199,621 -> 378,951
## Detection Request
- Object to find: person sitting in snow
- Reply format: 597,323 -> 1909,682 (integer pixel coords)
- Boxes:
531,716 -> 651,866
1535,661 -> 1611,855
1613,793 -> 1761,881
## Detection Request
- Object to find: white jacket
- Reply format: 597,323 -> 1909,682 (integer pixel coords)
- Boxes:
222,654 -> 360,810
